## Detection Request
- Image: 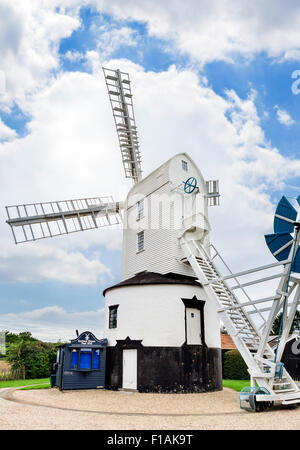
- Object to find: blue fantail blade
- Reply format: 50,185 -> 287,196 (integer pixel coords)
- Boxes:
291,247 -> 300,273
265,232 -> 293,262
273,196 -> 297,234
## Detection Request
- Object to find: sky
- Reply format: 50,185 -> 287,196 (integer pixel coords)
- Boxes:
0,0 -> 300,342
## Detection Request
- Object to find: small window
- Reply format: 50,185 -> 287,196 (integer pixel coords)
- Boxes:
71,348 -> 102,370
137,199 -> 144,220
182,160 -> 188,171
109,305 -> 119,329
92,349 -> 100,369
71,350 -> 78,369
137,230 -> 144,252
79,348 -> 92,369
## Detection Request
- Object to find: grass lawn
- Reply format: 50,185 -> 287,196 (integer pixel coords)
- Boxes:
1,378 -> 249,392
0,378 -> 49,388
20,383 -> 51,390
223,379 -> 250,392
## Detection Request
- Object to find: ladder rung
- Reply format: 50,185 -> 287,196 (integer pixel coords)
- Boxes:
106,75 -> 118,81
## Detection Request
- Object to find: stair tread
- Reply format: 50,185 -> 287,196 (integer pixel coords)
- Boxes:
273,388 -> 296,393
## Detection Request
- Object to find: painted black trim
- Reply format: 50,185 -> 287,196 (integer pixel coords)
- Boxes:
200,305 -> 206,347
115,336 -> 143,349
181,296 -> 205,309
181,296 -> 206,347
183,306 -> 187,346
105,337 -> 143,390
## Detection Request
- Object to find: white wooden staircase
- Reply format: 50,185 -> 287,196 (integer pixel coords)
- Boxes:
180,236 -> 300,408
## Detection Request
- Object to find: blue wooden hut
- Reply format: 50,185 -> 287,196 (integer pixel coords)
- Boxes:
55,331 -> 107,390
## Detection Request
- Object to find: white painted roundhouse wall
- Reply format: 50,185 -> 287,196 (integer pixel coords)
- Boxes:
104,283 -> 221,348
122,153 -> 211,280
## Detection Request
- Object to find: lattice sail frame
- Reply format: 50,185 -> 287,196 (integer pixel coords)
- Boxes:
103,67 -> 142,183
6,196 -> 123,244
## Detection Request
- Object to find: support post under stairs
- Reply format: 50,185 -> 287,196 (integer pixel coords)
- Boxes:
179,236 -> 300,406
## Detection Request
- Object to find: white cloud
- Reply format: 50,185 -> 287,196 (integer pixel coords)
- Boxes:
2,0 -> 300,111
0,117 -> 16,141
63,50 -> 86,62
85,25 -> 139,73
0,241 -> 112,285
97,24 -> 138,61
91,0 -> 300,65
0,305 -> 105,342
1,62 -> 300,287
0,0 -> 80,104
274,105 -> 296,126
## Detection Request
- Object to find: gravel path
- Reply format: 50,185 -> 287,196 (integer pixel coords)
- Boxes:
0,387 -> 299,430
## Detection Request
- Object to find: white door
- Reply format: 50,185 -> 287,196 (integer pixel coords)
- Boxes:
186,308 -> 201,345
122,349 -> 137,389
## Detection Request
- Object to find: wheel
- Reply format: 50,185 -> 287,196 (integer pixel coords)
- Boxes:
252,389 -> 273,412
255,401 -> 269,412
184,177 -> 197,194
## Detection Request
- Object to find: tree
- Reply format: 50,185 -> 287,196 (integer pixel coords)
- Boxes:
5,332 -> 60,379
271,310 -> 300,335
4,331 -> 37,345
6,339 -> 26,379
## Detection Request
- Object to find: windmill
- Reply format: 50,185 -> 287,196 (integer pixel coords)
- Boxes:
4,67 -> 222,396
5,68 -> 299,409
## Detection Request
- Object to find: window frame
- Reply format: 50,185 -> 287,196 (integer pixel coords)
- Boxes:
137,199 -> 144,221
182,160 -> 188,171
137,230 -> 145,253
70,347 -> 102,371
109,304 -> 119,329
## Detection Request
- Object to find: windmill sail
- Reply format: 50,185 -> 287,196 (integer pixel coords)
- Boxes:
103,67 -> 142,183
6,196 -> 123,244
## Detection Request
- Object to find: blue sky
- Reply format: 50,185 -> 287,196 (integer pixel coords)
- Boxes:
0,1 -> 300,341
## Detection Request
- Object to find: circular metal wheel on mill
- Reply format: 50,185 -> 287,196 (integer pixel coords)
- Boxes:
184,177 -> 198,194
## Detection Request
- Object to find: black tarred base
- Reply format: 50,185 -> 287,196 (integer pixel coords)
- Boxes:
105,343 -> 222,393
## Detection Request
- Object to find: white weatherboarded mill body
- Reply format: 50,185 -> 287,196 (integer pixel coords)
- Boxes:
104,153 -> 222,392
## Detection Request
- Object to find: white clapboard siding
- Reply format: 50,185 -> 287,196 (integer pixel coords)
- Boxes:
122,153 -> 211,280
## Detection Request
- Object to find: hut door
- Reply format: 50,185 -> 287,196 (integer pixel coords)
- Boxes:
186,308 -> 201,345
122,349 -> 137,390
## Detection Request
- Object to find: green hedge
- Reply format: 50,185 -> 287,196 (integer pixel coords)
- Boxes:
223,350 -> 250,380
4,331 -> 61,380
7,340 -> 58,379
